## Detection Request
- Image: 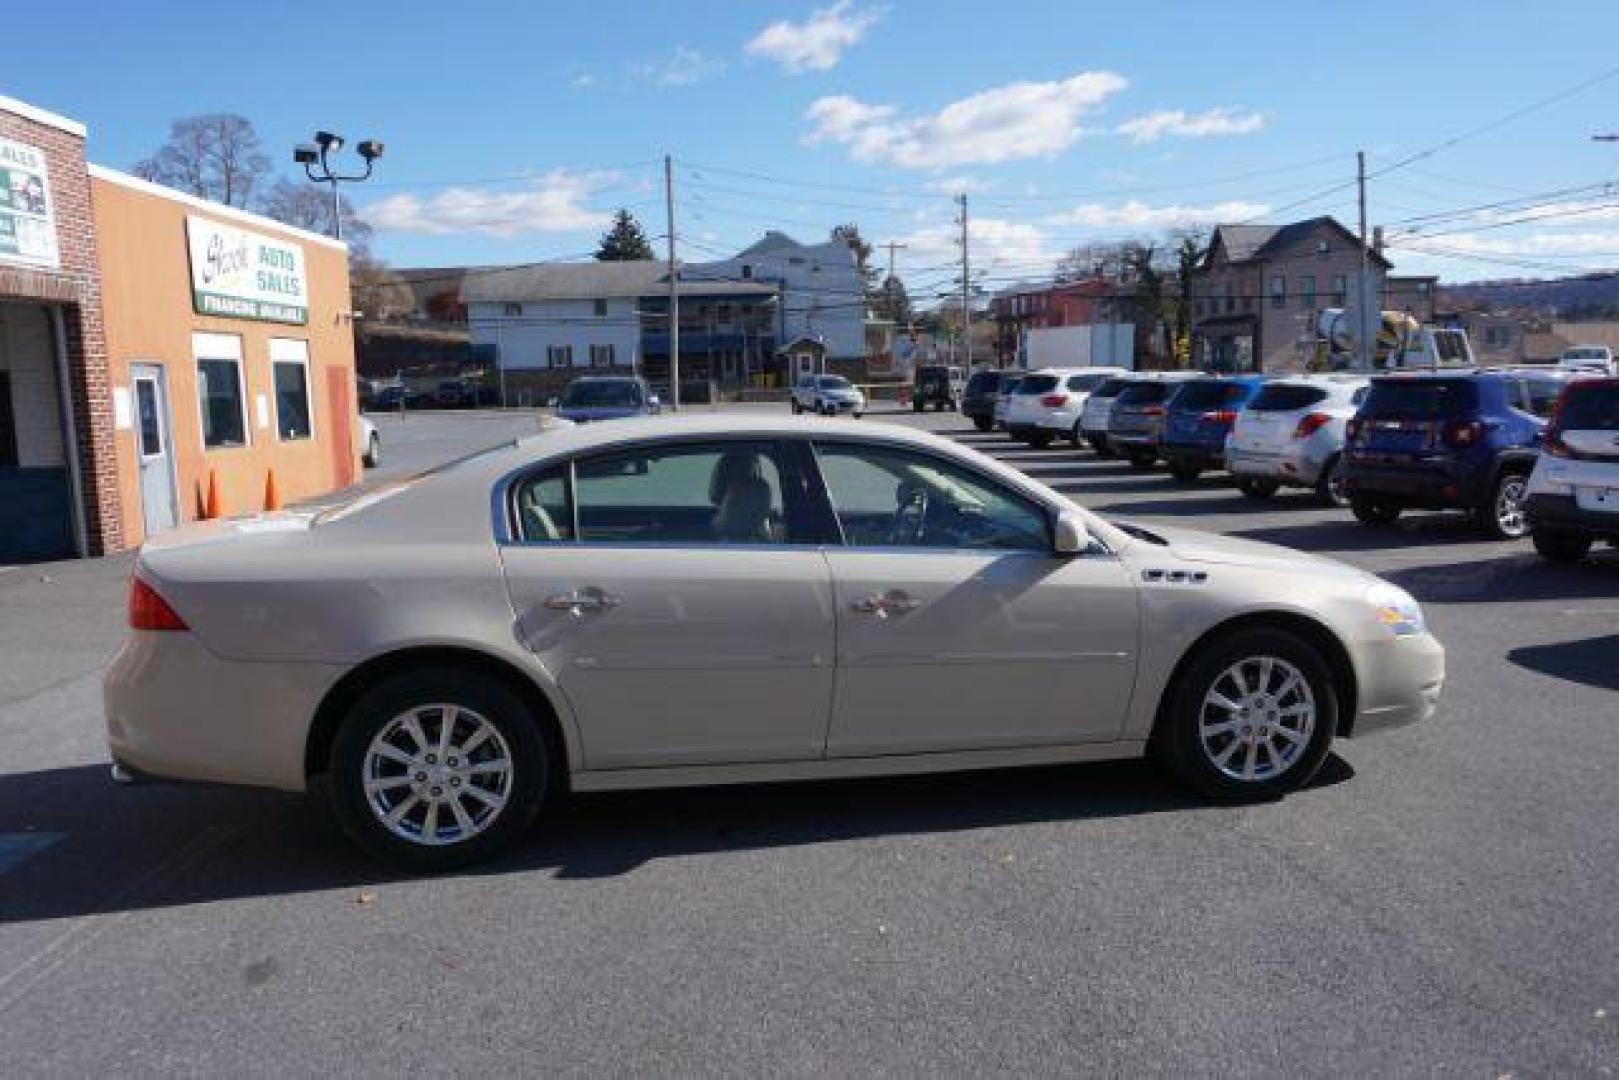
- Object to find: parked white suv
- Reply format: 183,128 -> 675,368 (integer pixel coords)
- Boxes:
1558,345 -> 1616,377
1525,377 -> 1619,562
1227,375 -> 1369,506
791,374 -> 866,417
1004,367 -> 1128,448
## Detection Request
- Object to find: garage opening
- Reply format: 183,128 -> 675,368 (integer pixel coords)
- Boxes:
0,301 -> 75,562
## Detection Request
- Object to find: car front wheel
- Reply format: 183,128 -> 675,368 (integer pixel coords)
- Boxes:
1481,471 -> 1530,540
1169,461 -> 1201,483
328,668 -> 551,871
1238,478 -> 1279,499
1314,454 -> 1348,507
1126,449 -> 1157,471
1532,528 -> 1593,563
364,433 -> 381,469
973,416 -> 994,432
1154,627 -> 1337,800
1351,494 -> 1401,526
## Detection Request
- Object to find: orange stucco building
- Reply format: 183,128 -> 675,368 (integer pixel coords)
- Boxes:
0,93 -> 359,561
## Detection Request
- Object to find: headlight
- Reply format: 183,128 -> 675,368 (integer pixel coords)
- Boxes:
1366,583 -> 1426,637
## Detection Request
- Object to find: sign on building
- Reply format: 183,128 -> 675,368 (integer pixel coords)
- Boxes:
185,215 -> 308,324
0,137 -> 60,269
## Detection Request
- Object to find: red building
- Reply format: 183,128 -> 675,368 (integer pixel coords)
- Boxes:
990,278 -> 1132,365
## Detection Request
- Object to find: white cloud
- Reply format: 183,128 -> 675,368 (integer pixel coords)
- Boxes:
804,72 -> 1128,169
362,171 -> 614,238
745,1 -> 882,74
570,73 -> 597,90
901,216 -> 1058,272
923,175 -> 995,194
1045,199 -> 1271,230
1116,108 -> 1265,143
633,45 -> 725,87
1401,230 -> 1619,258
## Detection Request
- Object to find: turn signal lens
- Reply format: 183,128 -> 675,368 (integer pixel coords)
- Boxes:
1294,412 -> 1332,439
129,577 -> 188,632
1201,409 -> 1239,425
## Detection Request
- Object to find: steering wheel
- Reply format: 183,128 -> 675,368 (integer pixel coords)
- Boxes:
887,484 -> 930,546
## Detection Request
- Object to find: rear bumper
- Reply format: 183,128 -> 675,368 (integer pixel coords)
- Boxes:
104,631 -> 342,792
1345,459 -> 1478,508
1228,445 -> 1328,486
1348,632 -> 1446,736
1526,493 -> 1619,537
1160,442 -> 1226,470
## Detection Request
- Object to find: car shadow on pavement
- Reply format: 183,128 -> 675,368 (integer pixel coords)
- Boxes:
1227,513 -> 1504,553
1382,549 -> 1619,603
1507,634 -> 1619,691
0,754 -> 1354,917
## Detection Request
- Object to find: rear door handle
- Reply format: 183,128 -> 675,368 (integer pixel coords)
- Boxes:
543,587 -> 622,616
852,590 -> 922,618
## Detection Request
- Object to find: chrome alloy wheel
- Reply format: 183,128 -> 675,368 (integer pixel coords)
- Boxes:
1198,656 -> 1316,782
362,704 -> 514,846
1495,475 -> 1529,538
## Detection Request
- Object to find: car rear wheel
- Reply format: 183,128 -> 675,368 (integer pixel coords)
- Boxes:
791,401 -> 802,415
1027,432 -> 1053,449
1154,627 -> 1337,800
1351,495 -> 1401,525
1532,528 -> 1593,563
1481,471 -> 1530,540
1313,454 -> 1348,508
1091,438 -> 1115,459
328,668 -> 551,872
1169,462 -> 1201,483
364,433 -> 381,469
1126,449 -> 1157,471
913,399 -> 924,413
973,416 -> 994,432
1238,478 -> 1279,500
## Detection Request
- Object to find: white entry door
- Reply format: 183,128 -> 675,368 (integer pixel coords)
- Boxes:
130,364 -> 178,536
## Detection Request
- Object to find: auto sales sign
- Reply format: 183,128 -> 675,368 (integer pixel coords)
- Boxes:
185,215 -> 307,324
0,137 -> 60,269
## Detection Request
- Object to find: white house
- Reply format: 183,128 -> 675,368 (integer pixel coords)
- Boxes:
694,231 -> 869,362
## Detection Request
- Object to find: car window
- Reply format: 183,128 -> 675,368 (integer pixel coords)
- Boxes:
1350,385 -> 1370,407
1249,384 -> 1327,411
817,376 -> 852,389
813,442 -> 1050,552
1518,378 -> 1563,418
1172,381 -> 1248,409
1362,379 -> 1477,418
562,380 -> 642,407
519,442 -> 798,545
1090,378 -> 1127,399
1018,374 -> 1060,394
1557,383 -> 1619,430
1066,373 -> 1112,392
966,372 -> 1001,393
1116,382 -> 1173,405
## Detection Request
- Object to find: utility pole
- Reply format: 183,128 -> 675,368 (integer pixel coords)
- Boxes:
664,154 -> 680,411
1356,150 -> 1373,371
879,240 -> 908,281
958,193 -> 971,366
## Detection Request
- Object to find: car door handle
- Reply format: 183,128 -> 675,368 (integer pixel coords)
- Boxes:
543,588 -> 622,615
852,590 -> 922,617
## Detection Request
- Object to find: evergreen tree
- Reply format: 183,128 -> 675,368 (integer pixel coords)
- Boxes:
874,274 -> 914,326
595,209 -> 656,261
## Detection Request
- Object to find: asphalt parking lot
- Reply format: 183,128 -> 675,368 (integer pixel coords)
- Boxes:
2,405 -> 1616,1074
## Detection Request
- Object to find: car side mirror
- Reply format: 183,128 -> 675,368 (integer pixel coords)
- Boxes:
1054,510 -> 1090,555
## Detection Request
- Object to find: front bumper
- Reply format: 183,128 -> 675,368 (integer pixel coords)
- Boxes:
104,631 -> 342,792
1348,631 -> 1446,736
1526,493 -> 1619,537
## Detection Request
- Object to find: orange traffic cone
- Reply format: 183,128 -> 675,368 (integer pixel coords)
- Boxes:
203,469 -> 222,520
263,469 -> 282,512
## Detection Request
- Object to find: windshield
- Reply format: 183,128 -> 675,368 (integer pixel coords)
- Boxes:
1564,347 -> 1609,361
1172,381 -> 1250,409
1249,384 -> 1328,411
1556,383 -> 1619,430
1017,374 -> 1060,394
1116,381 -> 1174,405
562,380 -> 642,408
1066,373 -> 1112,392
817,375 -> 852,390
1363,379 -> 1477,418
1000,378 -> 1023,395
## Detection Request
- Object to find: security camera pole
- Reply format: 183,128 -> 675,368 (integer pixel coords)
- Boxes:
293,131 -> 384,241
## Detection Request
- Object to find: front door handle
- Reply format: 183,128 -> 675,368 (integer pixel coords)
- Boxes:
852,590 -> 922,618
543,587 -> 622,616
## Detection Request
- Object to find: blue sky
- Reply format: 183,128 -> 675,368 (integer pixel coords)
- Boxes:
8,0 -> 1619,287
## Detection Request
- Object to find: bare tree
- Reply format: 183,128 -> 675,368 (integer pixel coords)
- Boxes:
260,178 -> 373,258
133,114 -> 272,209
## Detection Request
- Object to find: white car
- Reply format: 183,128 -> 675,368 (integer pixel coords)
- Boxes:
1226,375 -> 1370,506
1077,376 -> 1132,456
104,415 -> 1443,870
992,375 -> 1024,431
1004,367 -> 1128,448
792,374 -> 866,417
1558,345 -> 1616,377
1525,376 -> 1619,562
358,414 -> 380,469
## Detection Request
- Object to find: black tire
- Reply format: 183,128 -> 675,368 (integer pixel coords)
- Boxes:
1091,437 -> 1116,459
1532,528 -> 1593,563
1350,494 -> 1401,526
1313,454 -> 1348,508
913,399 -> 924,413
1068,423 -> 1085,447
1479,469 -> 1530,540
791,401 -> 802,415
364,433 -> 381,469
1168,461 -> 1202,483
328,667 -> 552,872
1152,627 -> 1338,800
1238,478 -> 1279,500
973,416 -> 994,433
1027,432 -> 1053,449
1126,449 -> 1157,471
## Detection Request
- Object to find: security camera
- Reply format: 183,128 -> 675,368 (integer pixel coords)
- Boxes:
293,144 -> 320,165
314,131 -> 344,152
357,139 -> 385,162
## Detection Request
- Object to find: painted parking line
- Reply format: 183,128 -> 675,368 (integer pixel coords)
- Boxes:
0,833 -> 65,876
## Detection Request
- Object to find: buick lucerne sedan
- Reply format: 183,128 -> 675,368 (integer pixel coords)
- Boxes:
106,416 -> 1445,870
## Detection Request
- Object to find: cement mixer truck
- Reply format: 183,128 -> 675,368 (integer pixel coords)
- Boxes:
1314,308 -> 1474,370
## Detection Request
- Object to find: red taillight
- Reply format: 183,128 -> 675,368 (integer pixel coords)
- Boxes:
1142,405 -> 1165,416
129,577 -> 188,632
1294,412 -> 1332,439
1201,409 -> 1238,425
1443,419 -> 1484,448
1041,393 -> 1069,407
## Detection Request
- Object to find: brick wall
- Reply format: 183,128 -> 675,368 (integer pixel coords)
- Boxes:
0,107 -> 120,555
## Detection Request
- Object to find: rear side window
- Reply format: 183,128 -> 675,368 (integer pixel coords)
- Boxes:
1362,379 -> 1478,418
967,372 -> 1001,393
1091,378 -> 1127,399
1018,375 -> 1060,394
1516,378 -> 1564,418
1116,382 -> 1173,405
1066,373 -> 1112,392
1556,383 -> 1619,430
1172,381 -> 1248,409
1249,384 -> 1328,411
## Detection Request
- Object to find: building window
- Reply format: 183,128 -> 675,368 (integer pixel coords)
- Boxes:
194,333 -> 247,450
547,345 -> 574,368
504,303 -> 522,317
1299,275 -> 1317,309
1331,275 -> 1348,306
593,298 -> 608,317
589,344 -> 615,367
1224,282 -> 1235,314
741,264 -> 753,279
270,339 -> 312,441
1270,275 -> 1285,309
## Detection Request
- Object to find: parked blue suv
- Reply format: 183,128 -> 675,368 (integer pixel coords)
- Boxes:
1343,369 -> 1570,538
1159,374 -> 1269,482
